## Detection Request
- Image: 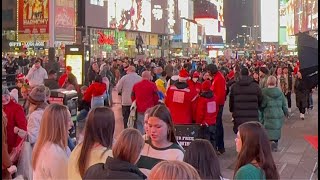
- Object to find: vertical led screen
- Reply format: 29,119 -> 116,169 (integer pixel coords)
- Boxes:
261,0 -> 279,42
286,0 -> 295,36
151,0 -> 167,34
85,0 -> 109,28
294,0 -> 308,34
17,0 -> 49,42
190,22 -> 198,43
107,0 -> 151,32
55,0 -> 76,42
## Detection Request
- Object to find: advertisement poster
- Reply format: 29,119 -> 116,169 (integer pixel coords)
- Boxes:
66,55 -> 83,85
151,0 -> 167,34
55,0 -> 76,42
190,22 -> 198,44
18,0 -> 49,42
108,0 -> 151,32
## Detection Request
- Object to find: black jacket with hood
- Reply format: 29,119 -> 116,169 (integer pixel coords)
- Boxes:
229,75 -> 263,133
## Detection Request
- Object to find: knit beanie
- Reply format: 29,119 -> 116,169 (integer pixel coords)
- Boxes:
259,67 -> 269,75
28,85 -> 46,105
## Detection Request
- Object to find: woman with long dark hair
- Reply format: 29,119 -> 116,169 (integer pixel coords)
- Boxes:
136,105 -> 184,177
68,107 -> 115,179
184,139 -> 224,179
234,121 -> 279,179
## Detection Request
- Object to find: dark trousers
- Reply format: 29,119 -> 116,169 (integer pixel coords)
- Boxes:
216,105 -> 225,151
285,92 -> 292,108
198,125 -> 216,149
298,106 -> 306,114
122,105 -> 131,129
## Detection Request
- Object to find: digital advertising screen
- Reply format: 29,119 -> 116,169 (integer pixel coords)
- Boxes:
55,0 -> 76,42
108,0 -> 151,32
151,0 -> 167,34
190,22 -> 198,43
66,55 -> 83,85
195,18 -> 219,36
286,0 -> 295,36
280,0 -> 288,27
310,0 -> 318,30
261,0 -> 279,42
85,0 -> 109,28
182,19 -> 189,43
279,27 -> 287,45
294,0 -> 308,34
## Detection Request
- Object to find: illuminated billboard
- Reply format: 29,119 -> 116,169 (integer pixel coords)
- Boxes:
151,0 -> 166,34
261,0 -> 279,42
55,0 -> 76,42
85,0 -> 109,28
286,0 -> 295,36
182,19 -> 198,44
17,0 -> 49,42
195,18 -> 219,36
108,0 -> 151,32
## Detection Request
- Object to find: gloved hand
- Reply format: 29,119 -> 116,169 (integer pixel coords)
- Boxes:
7,165 -> 17,174
13,127 -> 27,138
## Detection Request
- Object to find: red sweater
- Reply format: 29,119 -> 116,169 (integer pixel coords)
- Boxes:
210,71 -> 226,105
131,79 -> 159,113
195,93 -> 218,125
3,100 -> 27,153
83,82 -> 107,103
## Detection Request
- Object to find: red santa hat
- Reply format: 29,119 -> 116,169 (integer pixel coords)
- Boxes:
178,69 -> 189,81
201,80 -> 212,91
193,71 -> 200,78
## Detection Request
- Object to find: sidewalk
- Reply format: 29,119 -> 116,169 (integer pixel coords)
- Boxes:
219,91 -> 318,179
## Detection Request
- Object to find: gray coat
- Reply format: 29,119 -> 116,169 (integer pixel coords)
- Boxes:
116,73 -> 141,106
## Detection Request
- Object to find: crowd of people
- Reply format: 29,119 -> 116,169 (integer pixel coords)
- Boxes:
1,54 -> 316,179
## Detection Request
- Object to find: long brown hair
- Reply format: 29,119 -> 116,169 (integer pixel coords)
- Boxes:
184,139 -> 222,179
32,104 -> 69,169
234,121 -> 279,179
77,107 -> 115,178
148,105 -> 178,144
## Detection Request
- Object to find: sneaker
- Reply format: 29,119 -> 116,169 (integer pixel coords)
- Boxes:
300,113 -> 305,120
288,108 -> 292,113
231,118 -> 234,122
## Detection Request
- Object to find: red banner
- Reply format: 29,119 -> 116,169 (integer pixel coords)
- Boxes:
55,0 -> 76,42
18,0 -> 49,41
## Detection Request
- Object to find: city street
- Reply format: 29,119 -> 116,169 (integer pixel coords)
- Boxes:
110,89 -> 318,179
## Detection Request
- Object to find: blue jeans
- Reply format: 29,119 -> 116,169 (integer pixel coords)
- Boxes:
91,94 -> 107,108
77,109 -> 88,122
215,105 -> 225,151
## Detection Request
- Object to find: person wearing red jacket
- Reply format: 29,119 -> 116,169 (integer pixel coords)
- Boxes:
83,75 -> 107,108
58,66 -> 79,92
165,69 -> 198,124
2,86 -> 27,154
206,64 -> 226,154
195,80 -> 218,149
131,71 -> 159,134
188,71 -> 201,94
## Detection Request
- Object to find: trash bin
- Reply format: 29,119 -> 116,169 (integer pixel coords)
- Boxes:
49,89 -> 78,139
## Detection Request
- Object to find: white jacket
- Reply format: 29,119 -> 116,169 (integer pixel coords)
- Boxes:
28,109 -> 45,145
26,66 -> 48,87
33,142 -> 70,180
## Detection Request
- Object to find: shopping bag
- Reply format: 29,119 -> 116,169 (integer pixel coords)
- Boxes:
16,141 -> 33,180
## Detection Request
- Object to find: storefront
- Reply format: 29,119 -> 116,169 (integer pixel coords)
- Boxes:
89,28 -> 161,58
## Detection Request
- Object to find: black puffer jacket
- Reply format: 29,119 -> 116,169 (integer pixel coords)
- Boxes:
229,75 -> 263,133
84,157 -> 147,180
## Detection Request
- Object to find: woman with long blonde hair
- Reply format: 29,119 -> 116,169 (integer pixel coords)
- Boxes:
32,104 -> 73,180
